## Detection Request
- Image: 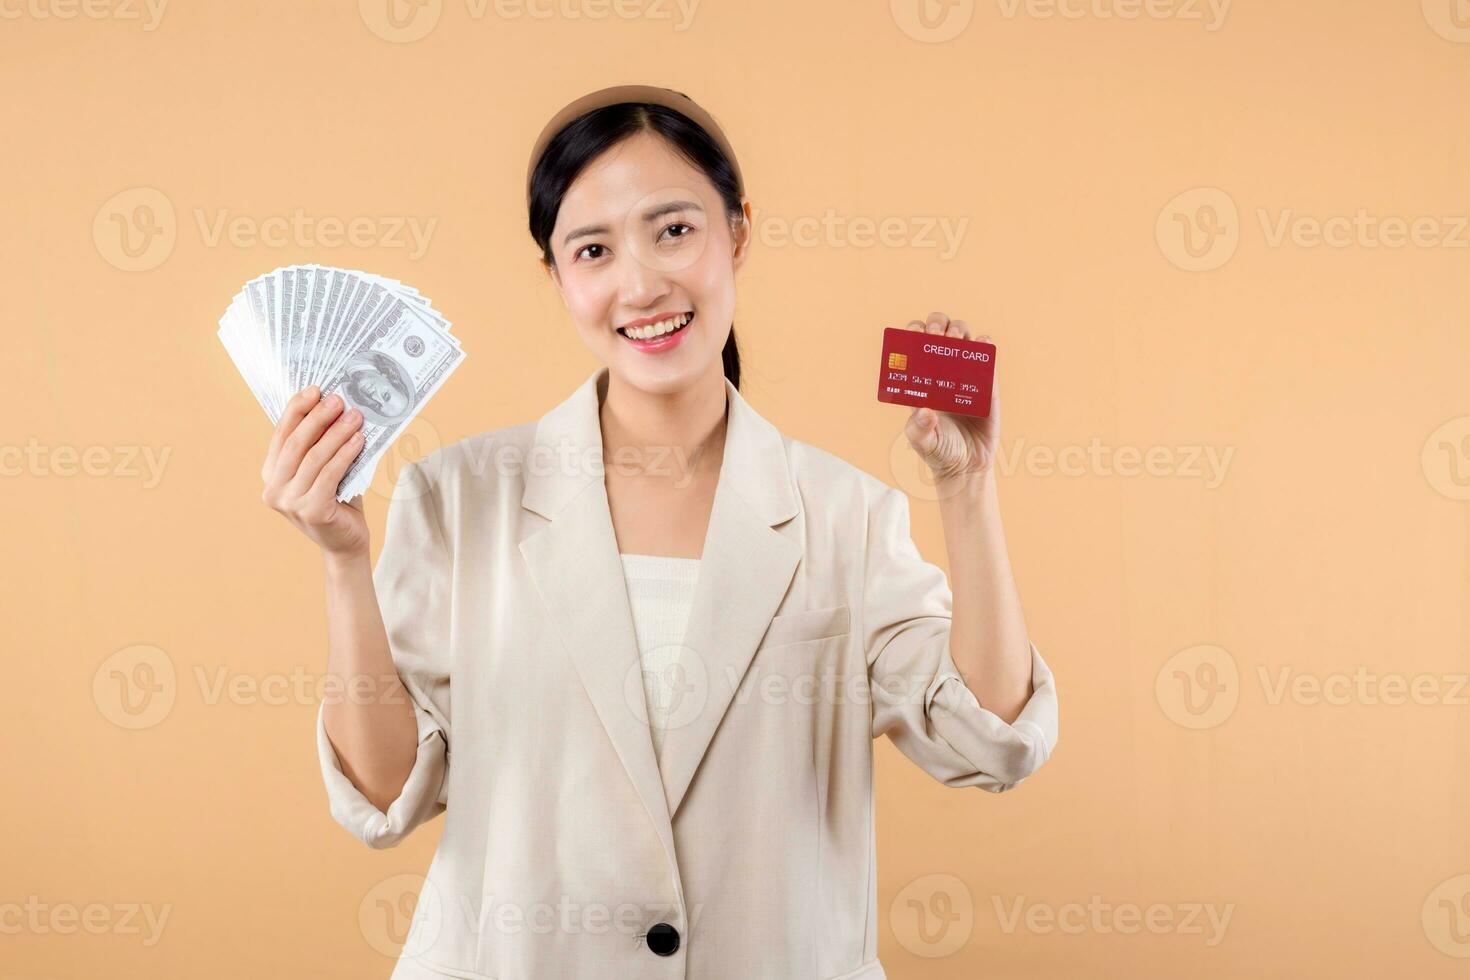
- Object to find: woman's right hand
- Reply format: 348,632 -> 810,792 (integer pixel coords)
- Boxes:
262,386 -> 369,560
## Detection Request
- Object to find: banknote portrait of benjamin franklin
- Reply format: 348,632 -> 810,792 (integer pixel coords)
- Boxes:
341,350 -> 416,426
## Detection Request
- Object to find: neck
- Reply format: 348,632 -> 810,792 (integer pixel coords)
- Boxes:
598,363 -> 729,483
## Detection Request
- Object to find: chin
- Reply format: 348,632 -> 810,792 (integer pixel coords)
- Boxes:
610,353 -> 712,396
621,366 -> 701,397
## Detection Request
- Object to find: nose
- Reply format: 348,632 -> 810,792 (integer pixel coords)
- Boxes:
617,249 -> 672,313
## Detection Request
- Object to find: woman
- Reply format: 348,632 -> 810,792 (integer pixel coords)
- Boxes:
261,85 -> 1059,980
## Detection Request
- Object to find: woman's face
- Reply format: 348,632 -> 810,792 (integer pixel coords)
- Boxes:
546,130 -> 751,396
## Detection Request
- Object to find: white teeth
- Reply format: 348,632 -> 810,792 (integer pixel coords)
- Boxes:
622,312 -> 691,340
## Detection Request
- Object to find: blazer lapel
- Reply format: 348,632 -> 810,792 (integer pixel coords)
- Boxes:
655,385 -> 801,819
518,366 -> 802,865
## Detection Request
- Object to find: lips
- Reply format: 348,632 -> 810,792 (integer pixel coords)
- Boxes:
617,311 -> 694,353
618,311 -> 693,341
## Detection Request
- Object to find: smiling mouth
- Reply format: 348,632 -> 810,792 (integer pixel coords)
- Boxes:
617,311 -> 694,341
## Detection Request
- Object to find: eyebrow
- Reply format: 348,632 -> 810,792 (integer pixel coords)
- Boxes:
561,200 -> 705,247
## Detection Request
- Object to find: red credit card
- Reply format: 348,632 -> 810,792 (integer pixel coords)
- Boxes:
875,327 -> 996,418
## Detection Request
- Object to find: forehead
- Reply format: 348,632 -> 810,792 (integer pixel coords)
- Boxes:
553,131 -> 716,231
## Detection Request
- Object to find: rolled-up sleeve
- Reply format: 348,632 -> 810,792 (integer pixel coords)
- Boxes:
863,485 -> 1058,793
316,460 -> 452,848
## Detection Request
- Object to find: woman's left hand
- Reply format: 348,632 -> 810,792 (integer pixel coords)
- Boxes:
899,312 -> 1000,485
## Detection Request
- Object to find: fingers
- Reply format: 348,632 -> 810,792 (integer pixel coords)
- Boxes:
904,404 -> 939,460
273,393 -> 347,486
291,405 -> 364,497
902,313 -> 977,341
306,425 -> 367,507
262,386 -> 320,481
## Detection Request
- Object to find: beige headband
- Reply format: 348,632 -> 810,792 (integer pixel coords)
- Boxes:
526,84 -> 744,205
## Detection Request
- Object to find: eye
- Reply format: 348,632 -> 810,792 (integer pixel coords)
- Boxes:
660,222 -> 696,242
573,243 -> 607,262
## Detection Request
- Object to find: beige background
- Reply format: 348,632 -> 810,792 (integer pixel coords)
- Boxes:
4,0 -> 1469,976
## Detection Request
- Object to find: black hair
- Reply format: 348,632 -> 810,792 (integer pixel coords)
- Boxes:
527,99 -> 745,390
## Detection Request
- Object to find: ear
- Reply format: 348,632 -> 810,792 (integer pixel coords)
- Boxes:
542,258 -> 563,296
731,198 -> 753,272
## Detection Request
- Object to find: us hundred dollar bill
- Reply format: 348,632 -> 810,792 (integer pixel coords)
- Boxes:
319,295 -> 464,501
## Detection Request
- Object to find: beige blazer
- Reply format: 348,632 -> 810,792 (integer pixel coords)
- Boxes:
316,366 -> 1060,980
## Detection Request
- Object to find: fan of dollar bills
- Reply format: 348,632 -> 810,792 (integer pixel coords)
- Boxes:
216,264 -> 465,501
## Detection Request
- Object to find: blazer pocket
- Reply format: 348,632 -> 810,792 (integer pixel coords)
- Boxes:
760,604 -> 851,648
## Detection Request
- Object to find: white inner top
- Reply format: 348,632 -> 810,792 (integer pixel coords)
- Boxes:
619,552 -> 701,763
